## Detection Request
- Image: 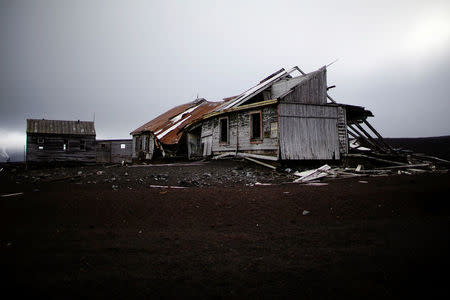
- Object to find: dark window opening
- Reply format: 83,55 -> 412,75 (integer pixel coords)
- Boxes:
101,144 -> 106,149
220,118 -> 229,144
80,140 -> 86,151
250,112 -> 262,141
37,138 -> 44,144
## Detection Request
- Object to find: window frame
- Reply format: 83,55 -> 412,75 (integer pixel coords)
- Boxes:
219,116 -> 229,145
80,140 -> 86,151
249,110 -> 263,144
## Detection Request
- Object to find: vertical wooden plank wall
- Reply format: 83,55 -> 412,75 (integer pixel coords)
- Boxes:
278,103 -> 340,160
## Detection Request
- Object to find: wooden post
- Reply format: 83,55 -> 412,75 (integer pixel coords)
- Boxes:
347,124 -> 380,150
362,119 -> 396,152
352,122 -> 390,153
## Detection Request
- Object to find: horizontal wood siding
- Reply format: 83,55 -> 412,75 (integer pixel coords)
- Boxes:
205,105 -> 279,157
278,103 -> 340,160
26,134 -> 96,163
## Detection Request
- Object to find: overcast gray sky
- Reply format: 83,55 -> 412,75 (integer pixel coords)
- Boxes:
1,0 -> 449,150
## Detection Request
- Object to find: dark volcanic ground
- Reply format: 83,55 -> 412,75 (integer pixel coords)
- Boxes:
0,159 -> 449,299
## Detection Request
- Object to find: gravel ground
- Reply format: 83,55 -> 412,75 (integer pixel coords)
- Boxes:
0,160 -> 449,299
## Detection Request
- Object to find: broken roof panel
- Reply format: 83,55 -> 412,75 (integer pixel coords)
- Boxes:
130,99 -> 222,145
216,68 -> 287,111
26,119 -> 96,135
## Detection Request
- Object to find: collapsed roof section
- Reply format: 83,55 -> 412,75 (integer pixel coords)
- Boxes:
130,99 -> 222,145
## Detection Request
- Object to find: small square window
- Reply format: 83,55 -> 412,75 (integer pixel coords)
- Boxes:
37,138 -> 44,144
120,144 -> 126,149
38,146 -> 44,150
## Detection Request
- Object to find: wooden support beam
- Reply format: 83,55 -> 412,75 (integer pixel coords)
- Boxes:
343,153 -> 406,166
375,163 -> 430,170
347,124 -> 380,150
326,94 -> 337,104
362,119 -> 396,151
347,129 -> 359,139
352,122 -> 390,152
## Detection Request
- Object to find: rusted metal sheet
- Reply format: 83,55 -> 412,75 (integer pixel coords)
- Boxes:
27,119 -> 96,135
130,99 -> 221,145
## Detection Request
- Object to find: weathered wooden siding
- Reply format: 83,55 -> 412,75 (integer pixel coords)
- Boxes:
201,119 -> 214,156
278,68 -> 327,105
132,133 -> 154,160
96,140 -> 132,163
278,103 -> 340,160
96,142 -> 111,163
337,106 -> 348,154
203,105 -> 279,157
187,132 -> 202,159
26,134 -> 96,163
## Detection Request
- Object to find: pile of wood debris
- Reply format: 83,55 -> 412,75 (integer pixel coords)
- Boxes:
290,152 -> 449,184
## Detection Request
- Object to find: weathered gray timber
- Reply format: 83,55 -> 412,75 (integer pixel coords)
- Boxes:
274,67 -> 327,105
202,105 -> 279,158
337,106 -> 349,154
278,103 -> 340,160
187,130 -> 202,159
132,132 -> 155,161
96,139 -> 132,163
26,119 -> 96,163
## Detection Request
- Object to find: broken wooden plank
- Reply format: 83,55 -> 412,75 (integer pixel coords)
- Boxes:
236,152 -> 278,161
343,153 -> 406,166
375,163 -> 430,170
411,154 -> 450,164
1,192 -> 24,198
243,157 -> 277,170
294,165 -> 331,182
212,152 -> 235,160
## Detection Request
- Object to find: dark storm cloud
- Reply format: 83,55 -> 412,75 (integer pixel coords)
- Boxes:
1,0 -> 449,150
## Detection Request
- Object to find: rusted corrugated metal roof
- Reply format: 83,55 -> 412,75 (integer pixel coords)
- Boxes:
26,119 -> 96,135
130,99 -> 222,145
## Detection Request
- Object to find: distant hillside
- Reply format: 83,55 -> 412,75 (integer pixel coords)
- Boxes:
384,136 -> 450,160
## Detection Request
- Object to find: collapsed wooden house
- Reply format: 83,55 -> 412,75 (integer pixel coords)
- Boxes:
26,119 -> 96,163
131,65 -> 385,162
130,98 -> 221,161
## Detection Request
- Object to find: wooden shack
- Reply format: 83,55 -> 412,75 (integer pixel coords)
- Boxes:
187,66 -> 348,161
96,139 -> 132,164
26,119 -> 96,163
